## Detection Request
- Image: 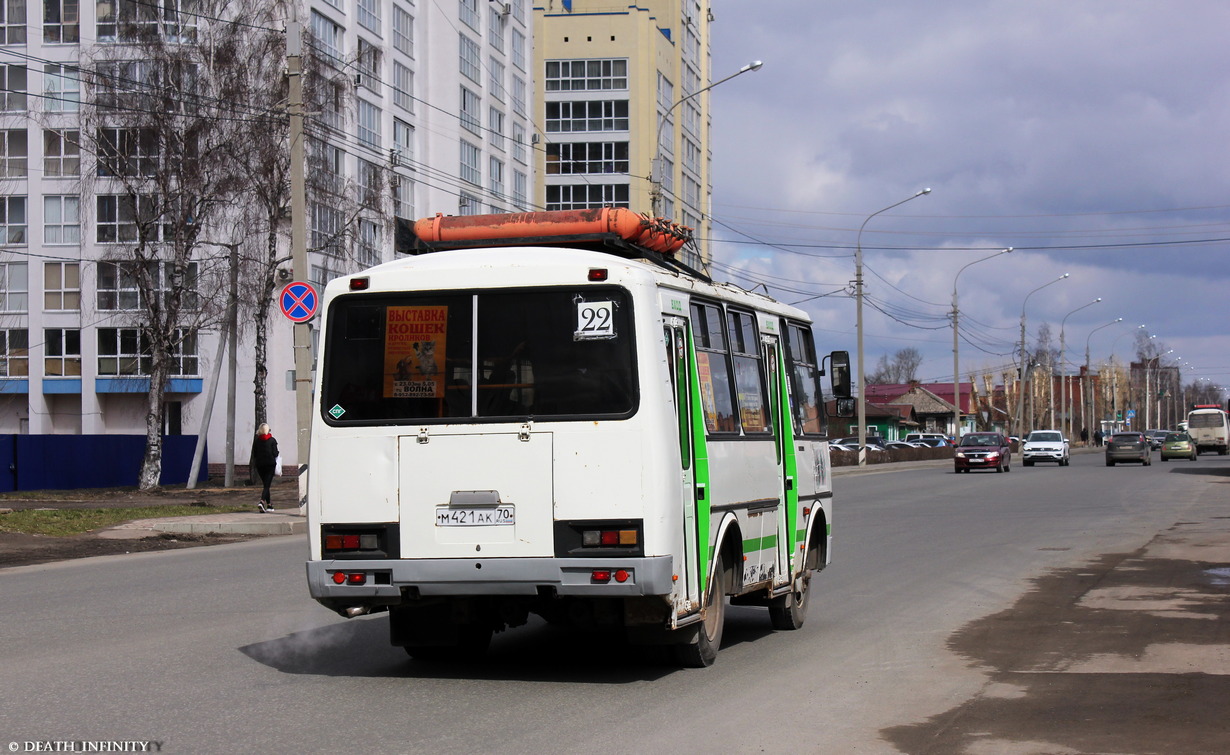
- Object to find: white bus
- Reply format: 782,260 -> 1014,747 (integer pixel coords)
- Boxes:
1186,406 -> 1229,455
304,210 -> 852,666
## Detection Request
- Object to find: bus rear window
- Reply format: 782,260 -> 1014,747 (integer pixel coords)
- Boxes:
321,288 -> 636,423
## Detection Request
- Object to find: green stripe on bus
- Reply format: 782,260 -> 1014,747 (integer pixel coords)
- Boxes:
742,534 -> 779,553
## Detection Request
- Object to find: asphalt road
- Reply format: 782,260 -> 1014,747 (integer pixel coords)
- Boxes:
1,450 -> 1227,754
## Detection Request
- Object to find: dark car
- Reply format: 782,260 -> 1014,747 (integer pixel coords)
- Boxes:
954,432 -> 1011,473
1105,432 -> 1151,466
1145,429 -> 1169,450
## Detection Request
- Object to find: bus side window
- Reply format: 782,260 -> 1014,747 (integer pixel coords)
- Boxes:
727,309 -> 770,435
785,322 -> 824,435
689,302 -> 738,433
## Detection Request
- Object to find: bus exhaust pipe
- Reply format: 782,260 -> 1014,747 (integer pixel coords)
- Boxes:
344,606 -> 371,618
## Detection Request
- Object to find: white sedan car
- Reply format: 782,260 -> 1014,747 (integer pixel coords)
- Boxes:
1022,430 -> 1070,466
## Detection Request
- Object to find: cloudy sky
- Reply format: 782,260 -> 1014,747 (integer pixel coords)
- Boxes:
705,1 -> 1230,397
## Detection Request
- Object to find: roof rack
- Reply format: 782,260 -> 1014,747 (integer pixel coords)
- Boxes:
394,208 -> 710,281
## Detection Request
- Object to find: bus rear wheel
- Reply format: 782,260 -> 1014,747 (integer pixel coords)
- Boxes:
769,572 -> 810,630
671,553 -> 727,668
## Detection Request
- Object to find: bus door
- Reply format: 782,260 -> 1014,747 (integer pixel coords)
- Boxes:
764,335 -> 799,586
665,317 -> 704,611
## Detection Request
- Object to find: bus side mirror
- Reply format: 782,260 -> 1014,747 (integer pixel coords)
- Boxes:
833,397 -> 856,418
828,350 -> 851,399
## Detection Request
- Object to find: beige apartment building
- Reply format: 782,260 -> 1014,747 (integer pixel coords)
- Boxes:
534,0 -> 713,269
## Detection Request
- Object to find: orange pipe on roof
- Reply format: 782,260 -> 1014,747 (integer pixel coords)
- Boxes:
412,208 -> 652,244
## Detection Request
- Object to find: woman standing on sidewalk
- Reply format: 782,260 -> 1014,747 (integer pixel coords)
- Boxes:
250,424 -> 279,513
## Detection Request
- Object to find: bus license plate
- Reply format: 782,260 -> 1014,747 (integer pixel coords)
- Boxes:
435,506 -> 515,527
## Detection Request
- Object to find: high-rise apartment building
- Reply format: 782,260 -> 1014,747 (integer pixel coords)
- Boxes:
0,0 -> 533,477
534,0 -> 713,270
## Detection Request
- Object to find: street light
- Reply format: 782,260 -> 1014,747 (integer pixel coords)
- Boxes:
1059,297 -> 1101,441
1083,317 -> 1122,439
951,247 -> 1011,441
855,187 -> 932,466
650,60 -> 763,217
1014,273 -> 1069,438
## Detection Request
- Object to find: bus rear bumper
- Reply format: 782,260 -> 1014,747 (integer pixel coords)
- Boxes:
306,555 -> 676,604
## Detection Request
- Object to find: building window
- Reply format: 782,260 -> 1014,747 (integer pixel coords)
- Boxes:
511,29 -> 525,71
97,127 -> 158,177
509,0 -> 524,24
393,118 -> 414,167
545,184 -> 630,211
546,100 -> 629,133
545,142 -> 628,175
97,0 -> 197,43
393,175 -> 413,220
44,261 -> 79,310
98,328 -> 195,376
357,99 -> 381,148
0,196 -> 26,244
357,38 -> 382,93
44,0 -> 80,44
311,203 -> 345,256
682,136 -> 700,174
511,123 -> 526,164
0,64 -> 26,111
357,158 -> 381,208
43,195 -> 79,245
97,195 -> 168,243
0,329 -> 28,377
43,64 -> 80,111
0,0 -> 26,45
460,86 -> 481,135
392,6 -> 413,56
459,0 -> 479,31
488,107 -> 504,150
460,140 -> 481,185
310,263 -> 338,292
96,262 -> 196,312
488,57 -> 505,102
45,328 -> 81,376
0,262 -> 28,311
357,0 -> 380,33
357,218 -> 380,268
513,170 -> 527,208
459,33 -> 480,83
459,191 -> 481,216
487,5 -> 504,52
43,128 -> 79,176
489,156 -> 504,201
511,76 -> 526,117
545,59 -> 628,92
392,61 -> 413,111
308,137 -> 344,197
0,129 -> 26,177
309,10 -> 343,64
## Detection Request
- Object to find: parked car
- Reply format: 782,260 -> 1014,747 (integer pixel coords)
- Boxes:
1160,432 -> 1198,462
1145,429 -> 1170,450
1105,432 -> 1151,466
954,432 -> 1012,473
905,433 -> 948,446
1022,430 -> 1070,466
884,441 -> 920,450
912,437 -> 951,447
835,436 -> 886,450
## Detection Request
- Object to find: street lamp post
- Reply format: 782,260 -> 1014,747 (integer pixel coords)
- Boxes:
1014,273 -> 1069,439
855,188 -> 931,466
650,60 -> 763,217
1083,317 -> 1122,439
952,247 -> 1012,441
1059,297 -> 1101,441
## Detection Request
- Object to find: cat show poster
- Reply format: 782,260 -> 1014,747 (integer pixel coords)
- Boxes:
383,305 -> 447,398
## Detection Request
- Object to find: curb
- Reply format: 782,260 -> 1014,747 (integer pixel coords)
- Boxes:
98,512 -> 307,539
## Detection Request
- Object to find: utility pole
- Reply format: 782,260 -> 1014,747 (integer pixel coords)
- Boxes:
288,17 -> 312,506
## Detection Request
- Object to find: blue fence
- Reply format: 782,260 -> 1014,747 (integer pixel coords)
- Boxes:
0,435 -> 207,492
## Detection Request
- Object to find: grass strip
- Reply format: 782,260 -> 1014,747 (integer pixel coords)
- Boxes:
0,505 -> 256,537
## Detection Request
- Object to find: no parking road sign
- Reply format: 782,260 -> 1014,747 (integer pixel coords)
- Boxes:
280,281 -> 319,323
